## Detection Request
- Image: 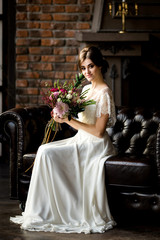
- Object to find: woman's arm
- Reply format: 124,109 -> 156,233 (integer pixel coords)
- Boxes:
53,113 -> 109,138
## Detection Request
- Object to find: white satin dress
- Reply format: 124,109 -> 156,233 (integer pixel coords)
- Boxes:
10,84 -> 117,234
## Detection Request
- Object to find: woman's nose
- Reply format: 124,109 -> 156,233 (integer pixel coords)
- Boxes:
86,67 -> 90,74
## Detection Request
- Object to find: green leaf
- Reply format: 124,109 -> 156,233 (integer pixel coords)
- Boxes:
74,73 -> 85,88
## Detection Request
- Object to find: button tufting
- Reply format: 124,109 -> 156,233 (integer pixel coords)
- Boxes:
152,200 -> 157,205
151,197 -> 158,206
133,198 -> 139,203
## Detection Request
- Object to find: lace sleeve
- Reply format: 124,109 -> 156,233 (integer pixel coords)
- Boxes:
96,88 -> 116,127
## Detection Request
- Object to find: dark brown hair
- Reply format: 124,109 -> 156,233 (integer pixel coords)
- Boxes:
78,46 -> 109,75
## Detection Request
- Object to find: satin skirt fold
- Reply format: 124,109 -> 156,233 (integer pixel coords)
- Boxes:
10,130 -> 116,234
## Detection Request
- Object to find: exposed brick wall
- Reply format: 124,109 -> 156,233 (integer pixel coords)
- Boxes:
16,0 -> 95,107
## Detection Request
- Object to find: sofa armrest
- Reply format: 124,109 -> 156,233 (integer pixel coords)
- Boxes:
156,124 -> 160,189
0,105 -> 52,198
1,109 -> 25,198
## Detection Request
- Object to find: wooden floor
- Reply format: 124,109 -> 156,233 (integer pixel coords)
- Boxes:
1,162 -> 160,240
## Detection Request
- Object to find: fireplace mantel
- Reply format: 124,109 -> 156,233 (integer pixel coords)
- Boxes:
76,32 -> 151,106
76,0 -> 160,108
76,32 -> 150,42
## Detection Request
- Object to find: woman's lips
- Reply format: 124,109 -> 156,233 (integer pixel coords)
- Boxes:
86,75 -> 92,78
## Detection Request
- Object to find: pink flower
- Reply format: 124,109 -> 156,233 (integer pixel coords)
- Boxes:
50,88 -> 59,92
49,94 -> 53,101
60,89 -> 67,94
53,101 -> 69,118
53,92 -> 59,99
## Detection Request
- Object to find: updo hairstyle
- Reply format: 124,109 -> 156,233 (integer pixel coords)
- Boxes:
78,46 -> 109,76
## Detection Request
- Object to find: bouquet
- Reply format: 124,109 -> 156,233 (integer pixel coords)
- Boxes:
25,73 -> 95,172
41,73 -> 96,144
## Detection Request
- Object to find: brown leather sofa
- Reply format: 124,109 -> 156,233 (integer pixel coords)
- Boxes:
1,105 -> 160,221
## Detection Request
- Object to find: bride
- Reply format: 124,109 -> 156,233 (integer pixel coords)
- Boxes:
10,46 -> 117,234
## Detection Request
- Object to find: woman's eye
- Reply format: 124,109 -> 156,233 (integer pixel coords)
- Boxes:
89,64 -> 94,69
81,67 -> 85,71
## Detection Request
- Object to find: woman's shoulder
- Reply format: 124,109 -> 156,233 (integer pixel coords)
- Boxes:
96,85 -> 115,106
99,85 -> 113,97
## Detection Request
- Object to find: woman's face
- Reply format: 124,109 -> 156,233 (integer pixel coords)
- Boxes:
80,58 -> 102,83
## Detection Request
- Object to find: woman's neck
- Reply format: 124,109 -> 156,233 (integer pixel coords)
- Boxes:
91,78 -> 106,90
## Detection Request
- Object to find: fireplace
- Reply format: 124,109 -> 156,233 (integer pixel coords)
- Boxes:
76,0 -> 160,109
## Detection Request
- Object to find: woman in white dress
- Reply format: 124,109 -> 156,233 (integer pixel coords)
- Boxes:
10,46 -> 117,234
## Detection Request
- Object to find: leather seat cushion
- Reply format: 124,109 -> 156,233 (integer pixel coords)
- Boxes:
22,153 -> 36,172
22,153 -> 156,189
105,155 -> 156,188
19,153 -> 36,201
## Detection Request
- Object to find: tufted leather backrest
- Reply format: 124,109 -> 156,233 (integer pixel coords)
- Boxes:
20,105 -> 52,153
108,107 -> 160,157
11,105 -> 76,154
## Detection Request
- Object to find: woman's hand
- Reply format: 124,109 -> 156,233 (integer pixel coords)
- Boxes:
52,112 -> 69,124
52,111 -> 109,139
